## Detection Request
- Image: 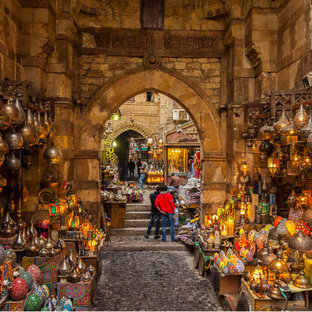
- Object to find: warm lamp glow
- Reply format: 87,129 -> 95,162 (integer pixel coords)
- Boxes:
268,155 -> 279,176
240,161 -> 249,176
111,112 -> 120,120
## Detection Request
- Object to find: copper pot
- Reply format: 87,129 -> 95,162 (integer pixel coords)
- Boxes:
66,251 -> 77,268
0,109 -> 10,130
39,247 -> 49,257
77,258 -> 86,273
68,264 -> 81,283
58,257 -> 71,276
13,228 -> 26,250
81,270 -> 92,282
20,122 -> 38,148
36,112 -> 49,140
37,235 -> 47,247
1,222 -> 14,238
25,236 -> 40,256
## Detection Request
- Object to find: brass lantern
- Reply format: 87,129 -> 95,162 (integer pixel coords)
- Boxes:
267,153 -> 279,176
273,110 -> 289,133
294,104 -> 308,130
240,161 -> 249,176
268,250 -> 289,299
289,231 -> 312,288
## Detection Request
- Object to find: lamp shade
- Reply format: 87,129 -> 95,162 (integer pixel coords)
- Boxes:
289,230 -> 312,252
269,251 -> 288,274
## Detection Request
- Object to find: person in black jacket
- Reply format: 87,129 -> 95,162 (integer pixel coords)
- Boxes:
144,186 -> 161,239
128,159 -> 135,180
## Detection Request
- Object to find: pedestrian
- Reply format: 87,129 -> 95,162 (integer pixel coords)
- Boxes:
167,173 -> 184,192
128,159 -> 135,180
139,160 -> 148,189
136,158 -> 142,177
144,186 -> 161,239
155,185 -> 178,242
121,160 -> 128,181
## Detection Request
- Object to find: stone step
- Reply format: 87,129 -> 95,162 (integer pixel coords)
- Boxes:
126,204 -> 150,212
125,219 -> 165,227
101,240 -> 188,251
111,227 -> 171,236
125,211 -> 151,219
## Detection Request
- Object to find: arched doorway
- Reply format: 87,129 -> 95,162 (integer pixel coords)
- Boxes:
75,68 -> 226,216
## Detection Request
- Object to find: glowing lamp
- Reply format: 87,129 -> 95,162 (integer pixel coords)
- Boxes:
285,220 -> 296,236
273,109 -> 289,132
251,264 -> 263,286
296,220 -> 311,236
111,112 -> 120,120
298,193 -> 309,207
294,104 -> 308,130
212,214 -> 218,223
220,224 -> 227,236
240,161 -> 249,176
267,155 -> 279,176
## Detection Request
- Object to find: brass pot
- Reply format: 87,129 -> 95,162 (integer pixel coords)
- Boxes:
4,130 -> 23,150
66,251 -> 77,268
43,143 -> 62,164
58,257 -> 71,276
1,222 -> 14,238
13,228 -> 26,250
37,235 -> 47,247
25,236 -> 40,256
81,270 -> 92,282
39,247 -> 49,257
0,135 -> 9,156
68,264 -> 81,283
77,258 -> 86,273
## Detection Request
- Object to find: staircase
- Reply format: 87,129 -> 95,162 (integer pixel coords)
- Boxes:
110,203 -> 170,236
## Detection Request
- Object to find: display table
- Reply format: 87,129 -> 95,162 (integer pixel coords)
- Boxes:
104,200 -> 126,228
210,263 -> 243,295
241,279 -> 286,311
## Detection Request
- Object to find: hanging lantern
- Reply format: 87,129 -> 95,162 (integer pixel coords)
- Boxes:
273,110 -> 289,133
240,160 -> 249,176
267,154 -> 279,176
300,114 -> 312,139
296,220 -> 311,236
297,193 -> 309,207
111,112 -> 120,120
259,122 -> 275,141
303,155 -> 312,168
280,119 -> 296,136
147,138 -> 153,146
294,104 -> 308,130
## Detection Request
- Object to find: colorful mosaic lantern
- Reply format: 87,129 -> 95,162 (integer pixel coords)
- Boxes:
27,265 -> 42,284
4,249 -> 17,267
20,271 -> 34,291
10,278 -> 28,301
274,216 -> 283,227
25,293 -> 43,311
285,220 -> 296,236
296,220 -> 311,236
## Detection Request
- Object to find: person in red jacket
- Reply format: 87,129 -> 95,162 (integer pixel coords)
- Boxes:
155,185 -> 178,242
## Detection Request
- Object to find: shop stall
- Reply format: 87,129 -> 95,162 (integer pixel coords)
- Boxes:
164,122 -> 200,183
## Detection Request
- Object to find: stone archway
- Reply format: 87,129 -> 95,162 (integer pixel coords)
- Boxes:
100,120 -> 154,150
75,68 -> 227,217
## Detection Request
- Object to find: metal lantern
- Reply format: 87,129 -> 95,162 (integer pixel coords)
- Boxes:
4,130 -> 23,150
6,152 -> 21,171
289,231 -> 312,288
300,114 -> 312,139
240,161 -> 249,176
3,99 -> 20,124
36,112 -> 49,140
43,143 -> 62,164
14,98 -> 25,125
259,122 -> 275,141
267,153 -> 279,176
294,104 -> 308,130
0,109 -> 10,130
273,110 -> 289,133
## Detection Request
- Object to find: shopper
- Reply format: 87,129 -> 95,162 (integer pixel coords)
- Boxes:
168,173 -> 184,190
144,186 -> 161,239
155,185 -> 178,242
128,159 -> 135,180
136,158 -> 142,177
139,160 -> 148,189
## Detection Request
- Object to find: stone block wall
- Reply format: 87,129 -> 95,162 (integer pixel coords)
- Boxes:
0,0 -> 22,80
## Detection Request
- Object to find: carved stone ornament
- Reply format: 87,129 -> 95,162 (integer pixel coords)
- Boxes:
143,51 -> 161,69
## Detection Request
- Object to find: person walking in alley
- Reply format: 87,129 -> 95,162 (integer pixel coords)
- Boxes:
144,186 -> 161,239
139,160 -> 148,189
128,159 -> 135,180
155,185 -> 178,242
136,158 -> 142,177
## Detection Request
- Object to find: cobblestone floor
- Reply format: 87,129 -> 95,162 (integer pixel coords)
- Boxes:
94,250 -> 222,311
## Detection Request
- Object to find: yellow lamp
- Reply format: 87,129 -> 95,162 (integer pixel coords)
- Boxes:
268,155 -> 279,176
240,161 -> 249,176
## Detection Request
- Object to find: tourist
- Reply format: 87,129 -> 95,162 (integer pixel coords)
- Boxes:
167,173 -> 184,192
128,159 -> 135,180
136,158 -> 142,177
155,185 -> 178,242
144,186 -> 161,239
139,160 -> 148,189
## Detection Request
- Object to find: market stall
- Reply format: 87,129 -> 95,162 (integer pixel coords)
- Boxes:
164,122 -> 200,183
